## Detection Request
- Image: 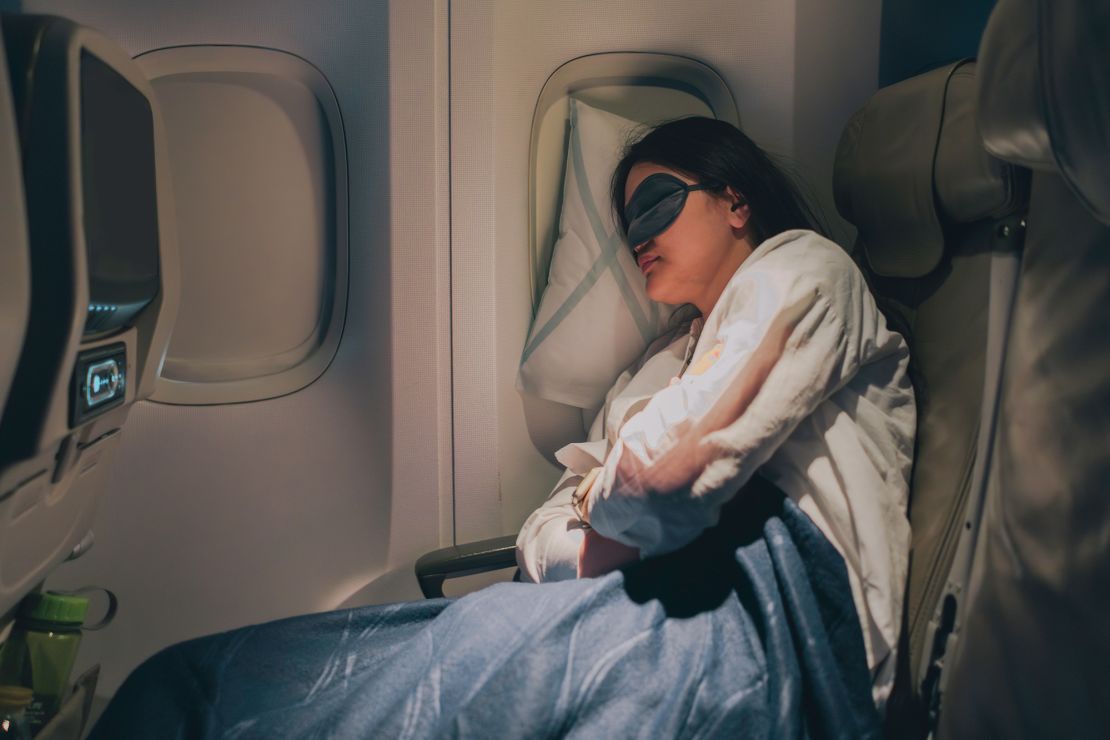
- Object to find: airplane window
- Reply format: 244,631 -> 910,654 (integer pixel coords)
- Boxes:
136,47 -> 349,405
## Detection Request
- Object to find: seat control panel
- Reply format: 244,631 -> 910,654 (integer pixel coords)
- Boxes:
71,343 -> 127,426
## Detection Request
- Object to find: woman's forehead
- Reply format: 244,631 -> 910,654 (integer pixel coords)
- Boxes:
624,162 -> 694,202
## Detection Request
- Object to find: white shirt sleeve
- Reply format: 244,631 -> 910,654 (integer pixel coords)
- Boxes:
514,467 -> 589,583
586,263 -> 875,557
515,393 -> 615,582
515,324 -> 693,583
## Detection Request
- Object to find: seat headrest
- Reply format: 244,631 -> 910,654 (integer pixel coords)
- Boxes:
834,61 -> 1025,279
977,0 -> 1110,224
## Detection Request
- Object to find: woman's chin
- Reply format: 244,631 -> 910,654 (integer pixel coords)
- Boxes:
645,279 -> 677,306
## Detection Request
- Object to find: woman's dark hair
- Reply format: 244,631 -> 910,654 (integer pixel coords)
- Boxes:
610,116 -> 826,245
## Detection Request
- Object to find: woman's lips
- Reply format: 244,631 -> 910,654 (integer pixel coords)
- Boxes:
638,255 -> 659,274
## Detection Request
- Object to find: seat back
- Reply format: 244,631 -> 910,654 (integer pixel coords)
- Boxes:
0,14 -> 178,619
833,59 -> 1028,730
939,0 -> 1110,736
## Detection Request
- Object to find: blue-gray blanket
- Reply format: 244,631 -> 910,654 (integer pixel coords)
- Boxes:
90,488 -> 881,739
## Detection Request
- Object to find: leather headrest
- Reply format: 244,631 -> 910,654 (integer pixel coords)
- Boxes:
935,65 -> 1026,226
834,61 -> 1024,279
977,0 -> 1110,224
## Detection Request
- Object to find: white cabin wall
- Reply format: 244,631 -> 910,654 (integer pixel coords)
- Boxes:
448,0 -> 883,541
22,0 -> 454,697
387,0 -> 455,555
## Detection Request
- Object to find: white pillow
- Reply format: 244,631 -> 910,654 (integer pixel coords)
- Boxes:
517,98 -> 677,409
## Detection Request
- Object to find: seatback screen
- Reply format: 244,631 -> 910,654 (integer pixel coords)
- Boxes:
80,51 -> 160,333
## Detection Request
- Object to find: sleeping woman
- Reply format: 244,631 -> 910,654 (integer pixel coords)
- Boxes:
517,116 -> 914,707
91,118 -> 913,740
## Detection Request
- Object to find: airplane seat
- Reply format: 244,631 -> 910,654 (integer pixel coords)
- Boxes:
939,0 -> 1110,736
0,11 -> 178,658
832,59 -> 1029,735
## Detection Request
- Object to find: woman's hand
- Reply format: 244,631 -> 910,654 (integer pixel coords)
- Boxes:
577,528 -> 640,578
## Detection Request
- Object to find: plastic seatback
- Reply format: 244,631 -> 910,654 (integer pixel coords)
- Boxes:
0,14 -> 178,619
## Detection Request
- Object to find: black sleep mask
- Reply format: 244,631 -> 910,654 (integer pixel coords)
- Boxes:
624,173 -> 718,249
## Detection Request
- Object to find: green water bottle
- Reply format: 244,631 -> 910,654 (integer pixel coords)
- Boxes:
0,686 -> 33,739
0,592 -> 88,735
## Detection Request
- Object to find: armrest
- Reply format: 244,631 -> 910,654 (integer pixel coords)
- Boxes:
414,534 -> 520,598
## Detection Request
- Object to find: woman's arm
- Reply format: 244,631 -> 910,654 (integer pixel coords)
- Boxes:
610,290 -> 814,498
584,266 -> 875,559
573,293 -> 811,577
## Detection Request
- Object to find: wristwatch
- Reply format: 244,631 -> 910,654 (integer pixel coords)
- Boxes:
571,467 -> 602,527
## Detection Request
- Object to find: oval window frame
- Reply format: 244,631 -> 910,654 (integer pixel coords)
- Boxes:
136,45 -> 349,405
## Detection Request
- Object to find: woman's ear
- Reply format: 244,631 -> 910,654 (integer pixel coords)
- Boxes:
725,187 -> 751,230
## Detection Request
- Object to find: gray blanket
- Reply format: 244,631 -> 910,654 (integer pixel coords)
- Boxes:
91,489 -> 880,739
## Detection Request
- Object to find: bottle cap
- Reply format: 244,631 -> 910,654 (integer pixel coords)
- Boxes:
17,591 -> 89,626
0,685 -> 33,710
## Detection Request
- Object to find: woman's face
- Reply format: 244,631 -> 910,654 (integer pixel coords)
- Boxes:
623,162 -> 754,316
